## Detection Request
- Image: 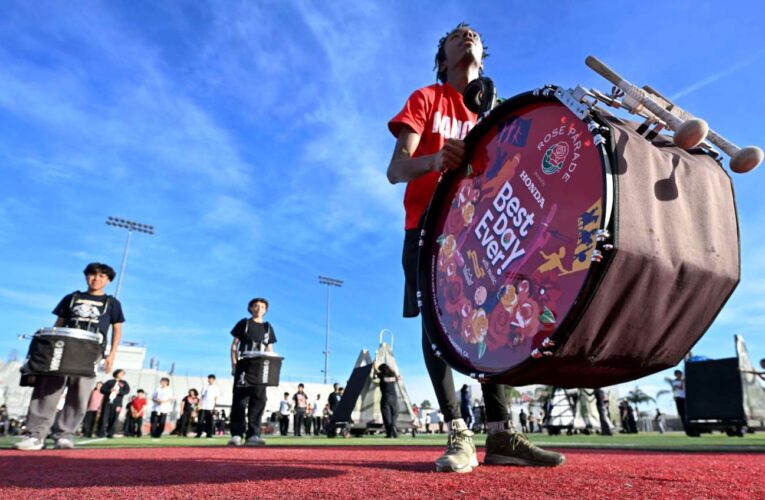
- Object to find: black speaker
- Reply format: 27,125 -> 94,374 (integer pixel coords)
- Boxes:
685,358 -> 745,421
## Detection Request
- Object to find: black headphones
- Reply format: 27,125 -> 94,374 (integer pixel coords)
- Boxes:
463,76 -> 497,115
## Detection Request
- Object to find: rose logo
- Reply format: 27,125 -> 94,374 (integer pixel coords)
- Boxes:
542,141 -> 569,175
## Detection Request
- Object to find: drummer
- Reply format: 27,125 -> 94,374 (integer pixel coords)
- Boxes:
14,262 -> 125,451
386,23 -> 564,472
228,297 -> 277,447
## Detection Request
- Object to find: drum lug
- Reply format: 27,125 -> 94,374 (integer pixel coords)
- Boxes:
430,344 -> 443,358
595,229 -> 611,242
603,244 -> 614,251
541,337 -> 556,349
593,134 -> 607,147
531,348 -> 554,359
554,87 -> 591,120
591,249 -> 604,262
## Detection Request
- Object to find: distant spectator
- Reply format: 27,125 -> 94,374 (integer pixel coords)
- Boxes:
312,395 -> 322,436
654,409 -> 665,434
81,382 -> 104,438
127,390 -> 147,437
0,405 -> 9,436
305,403 -> 313,436
292,384 -> 309,436
279,392 -> 291,436
328,383 -> 341,413
519,409 -> 528,433
98,369 -> 130,438
528,412 -> 536,434
460,384 -> 474,430
178,389 -> 199,437
322,404 -> 331,435
197,374 -> 220,439
150,377 -> 173,438
374,363 -> 400,438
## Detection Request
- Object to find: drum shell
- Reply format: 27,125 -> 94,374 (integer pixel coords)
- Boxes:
235,355 -> 283,387
502,114 -> 739,387
24,333 -> 102,378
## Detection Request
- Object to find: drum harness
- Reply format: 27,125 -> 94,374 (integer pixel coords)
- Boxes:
66,291 -> 112,344
239,319 -> 272,357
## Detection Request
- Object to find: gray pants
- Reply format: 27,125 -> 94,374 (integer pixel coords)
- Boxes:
27,374 -> 96,441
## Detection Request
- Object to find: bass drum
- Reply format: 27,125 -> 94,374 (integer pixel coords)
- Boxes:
418,87 -> 739,388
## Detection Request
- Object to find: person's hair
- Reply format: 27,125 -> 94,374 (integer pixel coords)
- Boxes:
283,392 -> 289,397
137,389 -> 145,394
434,22 -> 489,83
674,370 -> 683,376
95,381 -> 103,387
112,369 -> 125,378
298,383 -> 304,389
208,374 -> 216,380
378,363 -> 396,378
339,387 -> 344,392
161,377 -> 170,383
83,262 -> 116,281
189,389 -> 199,397
248,298 -> 269,311
333,383 -> 339,389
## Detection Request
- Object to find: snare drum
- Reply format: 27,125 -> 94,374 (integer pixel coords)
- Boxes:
418,86 -> 739,388
235,351 -> 283,387
22,327 -> 104,377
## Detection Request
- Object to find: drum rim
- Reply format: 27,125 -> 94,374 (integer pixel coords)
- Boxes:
417,87 -> 615,381
239,351 -> 283,359
36,327 -> 103,343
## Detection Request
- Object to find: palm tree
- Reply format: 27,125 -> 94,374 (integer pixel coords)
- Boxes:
626,386 -> 655,414
655,377 -> 674,401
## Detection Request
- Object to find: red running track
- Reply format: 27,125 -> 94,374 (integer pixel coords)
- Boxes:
0,446 -> 763,499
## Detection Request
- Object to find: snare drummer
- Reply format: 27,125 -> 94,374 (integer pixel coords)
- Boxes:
14,262 -> 125,451
228,297 -> 277,447
386,23 -> 564,471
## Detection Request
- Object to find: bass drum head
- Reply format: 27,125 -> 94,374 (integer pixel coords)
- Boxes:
419,90 -> 612,378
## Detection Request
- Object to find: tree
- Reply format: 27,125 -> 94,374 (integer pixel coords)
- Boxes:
420,400 -> 432,410
655,377 -> 674,401
504,386 -> 521,404
626,386 -> 655,413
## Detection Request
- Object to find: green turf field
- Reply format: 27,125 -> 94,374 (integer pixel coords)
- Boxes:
3,431 -> 765,452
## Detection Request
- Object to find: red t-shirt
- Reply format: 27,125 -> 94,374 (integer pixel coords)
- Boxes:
130,397 -> 147,414
388,83 -> 477,229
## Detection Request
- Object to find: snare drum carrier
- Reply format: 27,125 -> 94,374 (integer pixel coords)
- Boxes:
418,86 -> 739,388
22,292 -> 113,378
234,320 -> 283,387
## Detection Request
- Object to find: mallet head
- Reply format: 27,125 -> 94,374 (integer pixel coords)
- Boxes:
730,146 -> 764,174
673,118 -> 709,150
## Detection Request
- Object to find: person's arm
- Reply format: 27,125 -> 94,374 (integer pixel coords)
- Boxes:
103,323 -> 123,373
231,338 -> 239,374
386,126 -> 466,184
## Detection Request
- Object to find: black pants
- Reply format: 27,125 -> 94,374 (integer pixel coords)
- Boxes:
196,409 -> 214,437
150,412 -> 167,438
404,228 -> 509,425
675,397 -> 686,428
279,415 -> 290,435
178,411 -> 194,436
81,410 -> 98,437
304,414 -> 312,435
231,385 -> 267,438
132,416 -> 143,437
381,398 -> 399,437
294,409 -> 306,436
99,401 -> 120,437
313,416 -> 322,436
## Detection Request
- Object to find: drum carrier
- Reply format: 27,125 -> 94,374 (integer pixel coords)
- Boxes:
235,321 -> 283,387
418,69 -> 741,388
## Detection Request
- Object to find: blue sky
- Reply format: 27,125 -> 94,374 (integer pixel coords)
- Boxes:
2,0 -> 764,412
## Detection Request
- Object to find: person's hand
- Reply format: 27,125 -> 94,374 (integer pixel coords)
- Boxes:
432,139 -> 466,173
103,354 -> 115,373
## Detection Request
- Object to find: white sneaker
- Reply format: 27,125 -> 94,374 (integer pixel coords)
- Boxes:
227,435 -> 243,446
246,435 -> 266,446
54,438 -> 75,450
13,436 -> 44,451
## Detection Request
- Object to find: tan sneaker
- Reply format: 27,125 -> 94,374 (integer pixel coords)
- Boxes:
484,428 -> 565,467
434,419 -> 478,473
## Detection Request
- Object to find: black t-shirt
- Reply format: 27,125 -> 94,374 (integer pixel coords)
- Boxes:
230,319 -> 277,353
376,372 -> 398,401
53,291 -> 125,339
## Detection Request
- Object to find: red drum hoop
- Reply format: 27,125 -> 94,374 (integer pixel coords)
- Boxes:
418,87 -> 739,387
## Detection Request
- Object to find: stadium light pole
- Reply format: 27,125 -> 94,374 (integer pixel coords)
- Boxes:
106,216 -> 155,298
319,275 -> 343,384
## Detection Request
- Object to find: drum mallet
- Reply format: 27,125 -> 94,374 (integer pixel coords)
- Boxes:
644,85 -> 763,174
585,56 -> 709,150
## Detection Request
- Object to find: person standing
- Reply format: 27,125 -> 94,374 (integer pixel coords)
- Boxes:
304,402 -> 313,436
178,389 -> 199,437
278,392 -> 291,436
14,263 -> 125,451
128,390 -> 147,437
228,298 -> 277,447
374,363 -> 400,438
671,370 -> 687,429
98,369 -> 130,438
197,374 -> 220,439
327,383 -> 341,437
150,377 -> 173,438
386,24 -> 564,471
81,382 -> 104,438
519,409 -> 528,434
527,412 -> 536,434
292,384 -> 308,437
654,409 -> 665,434
460,385 -> 474,430
312,394 -> 322,436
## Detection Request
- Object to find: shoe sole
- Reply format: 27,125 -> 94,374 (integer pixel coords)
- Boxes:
435,455 -> 479,473
484,454 -> 566,467
14,445 -> 44,451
